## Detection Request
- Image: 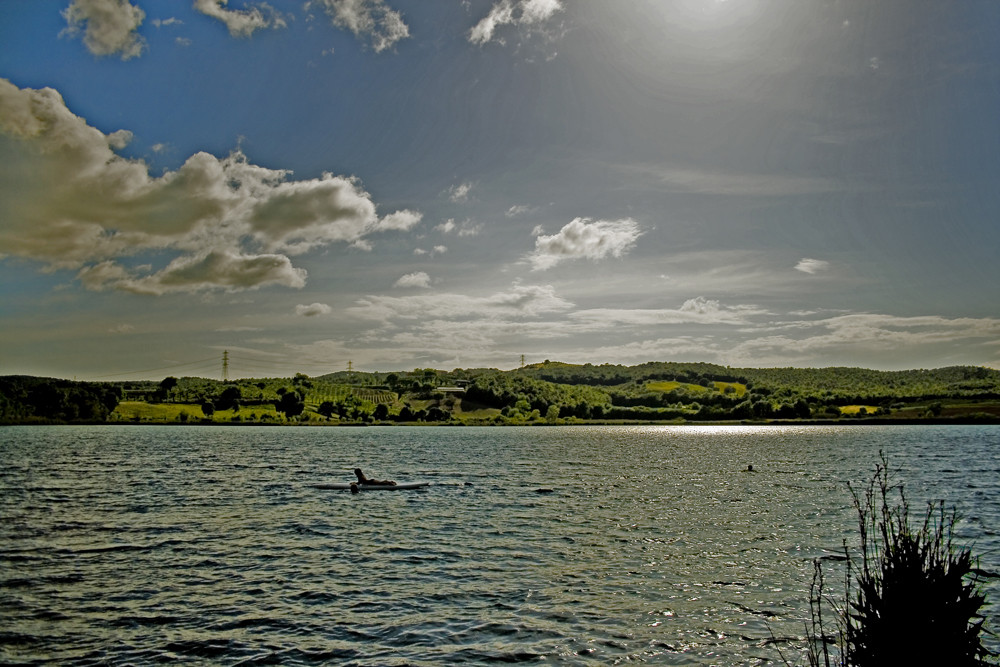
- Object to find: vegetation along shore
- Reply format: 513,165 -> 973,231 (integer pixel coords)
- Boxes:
2,361 -> 999,426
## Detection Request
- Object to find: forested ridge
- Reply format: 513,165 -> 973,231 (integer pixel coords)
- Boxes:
2,362 -> 998,425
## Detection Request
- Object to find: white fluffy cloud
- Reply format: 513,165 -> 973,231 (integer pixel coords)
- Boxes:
469,0 -> 563,45
61,0 -> 147,59
295,302 -> 333,317
0,79 -> 417,294
309,0 -> 410,52
528,217 -> 642,270
393,271 -> 431,288
193,0 -> 287,38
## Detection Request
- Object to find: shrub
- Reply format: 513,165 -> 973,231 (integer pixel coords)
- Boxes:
802,453 -> 994,666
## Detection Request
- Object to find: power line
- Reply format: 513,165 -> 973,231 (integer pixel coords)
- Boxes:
92,356 -> 221,379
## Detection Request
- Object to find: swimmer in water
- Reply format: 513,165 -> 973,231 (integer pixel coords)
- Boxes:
746,464 -> 755,472
354,468 -> 396,485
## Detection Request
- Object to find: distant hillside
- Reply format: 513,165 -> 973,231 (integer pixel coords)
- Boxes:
3,362 -> 999,424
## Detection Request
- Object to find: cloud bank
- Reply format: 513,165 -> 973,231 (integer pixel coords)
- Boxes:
0,79 -> 419,294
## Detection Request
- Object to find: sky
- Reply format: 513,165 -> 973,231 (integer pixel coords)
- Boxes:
1,0 -> 999,380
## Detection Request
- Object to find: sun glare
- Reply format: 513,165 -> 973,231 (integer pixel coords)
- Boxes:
664,0 -> 763,32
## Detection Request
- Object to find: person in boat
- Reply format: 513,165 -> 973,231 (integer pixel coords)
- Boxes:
354,468 -> 396,485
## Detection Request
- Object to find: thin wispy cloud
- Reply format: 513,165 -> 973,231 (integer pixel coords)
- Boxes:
469,0 -> 564,45
347,283 -> 573,322
447,182 -> 473,202
624,164 -> 841,197
309,0 -> 410,52
413,246 -> 447,257
795,258 -> 830,274
193,0 -> 287,38
572,297 -> 766,327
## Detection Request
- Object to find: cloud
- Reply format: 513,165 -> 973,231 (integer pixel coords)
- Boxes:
435,218 -> 481,237
193,0 -> 287,38
572,297 -> 766,327
447,181 -> 473,202
0,79 -> 417,293
394,271 -> 431,288
795,258 -> 830,274
152,17 -> 182,28
61,0 -> 147,60
348,283 -> 573,322
78,251 -> 307,295
623,163 -> 840,197
506,204 -> 531,217
295,302 -> 332,317
309,0 -> 410,52
725,312 -> 1000,367
469,0 -> 563,45
528,217 -> 641,270
378,209 -> 422,231
413,245 -> 447,256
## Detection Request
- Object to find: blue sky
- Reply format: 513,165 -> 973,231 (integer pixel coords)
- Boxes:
1,0 -> 998,380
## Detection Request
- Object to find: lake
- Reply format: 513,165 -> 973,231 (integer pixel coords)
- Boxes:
1,424 -> 998,665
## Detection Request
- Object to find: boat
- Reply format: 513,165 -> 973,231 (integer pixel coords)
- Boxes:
311,481 -> 430,491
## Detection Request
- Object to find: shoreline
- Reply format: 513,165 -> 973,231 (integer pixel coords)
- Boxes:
4,417 -> 1000,427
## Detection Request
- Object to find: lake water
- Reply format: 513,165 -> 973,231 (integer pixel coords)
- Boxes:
1,424 -> 998,665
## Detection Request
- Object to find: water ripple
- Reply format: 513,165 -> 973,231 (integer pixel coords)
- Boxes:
1,424 -> 997,665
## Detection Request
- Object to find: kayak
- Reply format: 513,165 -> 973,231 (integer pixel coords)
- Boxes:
312,482 -> 430,491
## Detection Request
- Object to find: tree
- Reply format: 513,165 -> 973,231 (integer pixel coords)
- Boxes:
201,401 -> 215,419
217,386 -> 242,411
276,389 -> 305,419
159,377 -> 178,402
373,403 -> 389,421
318,401 -> 336,419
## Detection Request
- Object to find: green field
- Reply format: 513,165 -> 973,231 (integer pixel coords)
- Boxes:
112,401 -> 315,423
839,405 -> 882,416
645,380 -> 747,397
